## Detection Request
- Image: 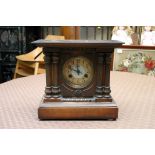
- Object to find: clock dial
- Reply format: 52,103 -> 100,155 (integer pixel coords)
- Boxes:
62,56 -> 94,88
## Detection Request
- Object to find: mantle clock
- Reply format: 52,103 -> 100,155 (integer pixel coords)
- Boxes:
32,40 -> 123,120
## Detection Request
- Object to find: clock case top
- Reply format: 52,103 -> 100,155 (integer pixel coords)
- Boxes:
32,39 -> 123,48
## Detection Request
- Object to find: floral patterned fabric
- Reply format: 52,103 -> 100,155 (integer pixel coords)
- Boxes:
117,52 -> 155,76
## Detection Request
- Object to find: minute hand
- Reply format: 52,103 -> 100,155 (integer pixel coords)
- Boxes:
72,68 -> 78,73
68,66 -> 78,73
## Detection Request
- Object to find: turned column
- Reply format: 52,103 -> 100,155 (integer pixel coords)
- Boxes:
95,53 -> 104,98
44,52 -> 52,98
44,48 -> 61,98
103,53 -> 112,98
51,52 -> 61,98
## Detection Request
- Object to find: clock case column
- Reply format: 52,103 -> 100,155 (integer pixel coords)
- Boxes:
95,50 -> 113,100
44,48 -> 61,101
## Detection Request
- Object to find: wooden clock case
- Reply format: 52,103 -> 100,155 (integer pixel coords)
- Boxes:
32,40 -> 123,120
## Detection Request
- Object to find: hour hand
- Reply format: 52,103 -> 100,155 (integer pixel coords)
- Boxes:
77,68 -> 82,75
76,65 -> 82,75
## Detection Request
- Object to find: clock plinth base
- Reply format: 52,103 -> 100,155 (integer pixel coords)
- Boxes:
38,100 -> 118,120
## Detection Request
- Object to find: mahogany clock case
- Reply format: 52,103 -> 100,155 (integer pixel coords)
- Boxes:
32,40 -> 124,120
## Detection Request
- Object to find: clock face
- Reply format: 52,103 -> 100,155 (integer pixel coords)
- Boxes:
62,56 -> 94,89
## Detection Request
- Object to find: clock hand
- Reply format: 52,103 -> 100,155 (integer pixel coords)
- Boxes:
76,64 -> 80,75
71,67 -> 80,75
68,65 -> 78,74
73,68 -> 78,73
69,65 -> 82,75
76,64 -> 83,75
77,68 -> 82,75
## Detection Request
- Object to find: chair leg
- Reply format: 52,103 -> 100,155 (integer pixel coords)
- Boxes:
14,60 -> 19,79
34,62 -> 39,75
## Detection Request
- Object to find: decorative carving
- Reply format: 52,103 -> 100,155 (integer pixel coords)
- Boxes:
103,86 -> 111,98
51,86 -> 61,98
62,97 -> 95,102
74,89 -> 83,96
45,86 -> 52,98
96,86 -> 104,98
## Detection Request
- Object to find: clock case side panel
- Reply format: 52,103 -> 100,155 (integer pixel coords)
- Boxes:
59,48 -> 97,98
